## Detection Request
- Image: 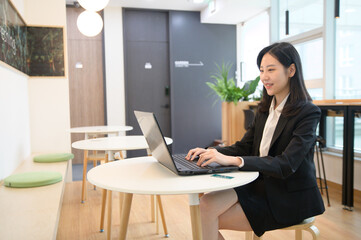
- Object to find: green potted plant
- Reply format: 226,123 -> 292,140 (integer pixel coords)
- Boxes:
206,62 -> 260,105
206,62 -> 260,145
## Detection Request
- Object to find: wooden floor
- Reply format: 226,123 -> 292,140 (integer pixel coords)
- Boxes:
57,181 -> 361,240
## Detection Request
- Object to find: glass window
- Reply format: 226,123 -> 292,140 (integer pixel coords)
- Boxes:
241,11 -> 269,81
335,1 -> 361,99
328,112 -> 361,153
334,0 -> 361,152
294,38 -> 323,80
334,118 -> 344,148
279,0 -> 323,39
307,88 -> 323,100
355,115 -> 361,151
294,38 -> 323,101
240,11 -> 269,98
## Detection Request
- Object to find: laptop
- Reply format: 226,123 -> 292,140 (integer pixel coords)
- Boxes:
134,110 -> 239,176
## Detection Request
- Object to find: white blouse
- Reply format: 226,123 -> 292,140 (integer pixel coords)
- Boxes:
259,94 -> 289,157
238,94 -> 289,168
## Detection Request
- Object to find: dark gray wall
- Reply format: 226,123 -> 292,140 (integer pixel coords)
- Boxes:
169,11 -> 237,154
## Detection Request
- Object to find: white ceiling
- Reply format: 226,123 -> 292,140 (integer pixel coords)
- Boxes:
108,0 -> 209,11
67,0 -> 270,24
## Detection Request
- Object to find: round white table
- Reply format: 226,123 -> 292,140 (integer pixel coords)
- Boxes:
72,135 -> 173,152
72,136 -> 173,239
69,126 -> 134,195
88,156 -> 259,240
69,125 -> 133,139
72,135 -> 173,202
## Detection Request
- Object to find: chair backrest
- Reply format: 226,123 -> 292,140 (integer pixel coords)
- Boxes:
243,109 -> 255,130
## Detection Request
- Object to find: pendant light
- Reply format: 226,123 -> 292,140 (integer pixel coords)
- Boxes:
76,0 -> 109,37
285,0 -> 289,35
77,10 -> 103,37
335,0 -> 340,18
77,0 -> 110,12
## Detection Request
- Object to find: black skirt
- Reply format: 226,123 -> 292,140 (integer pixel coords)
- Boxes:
233,175 -> 295,237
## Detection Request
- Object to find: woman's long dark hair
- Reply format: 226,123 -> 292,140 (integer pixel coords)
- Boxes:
257,42 -> 312,117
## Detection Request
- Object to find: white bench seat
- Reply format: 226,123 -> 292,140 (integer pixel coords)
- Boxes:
0,153 -> 71,240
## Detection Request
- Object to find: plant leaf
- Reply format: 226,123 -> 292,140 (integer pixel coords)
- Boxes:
206,62 -> 257,105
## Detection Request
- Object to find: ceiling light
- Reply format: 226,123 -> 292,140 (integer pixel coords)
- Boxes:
193,0 -> 204,4
77,11 -> 103,37
77,0 -> 110,12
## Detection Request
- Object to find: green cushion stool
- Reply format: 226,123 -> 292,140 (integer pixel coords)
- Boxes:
33,153 -> 74,163
4,171 -> 62,188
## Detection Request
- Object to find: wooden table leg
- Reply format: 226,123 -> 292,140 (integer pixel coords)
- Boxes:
106,190 -> 113,240
93,150 -> 97,190
100,189 -> 107,232
189,194 -> 202,240
156,195 -> 169,237
119,192 -> 124,221
156,197 -> 159,234
119,193 -> 133,240
81,150 -> 88,203
151,195 -> 155,222
100,153 -> 109,232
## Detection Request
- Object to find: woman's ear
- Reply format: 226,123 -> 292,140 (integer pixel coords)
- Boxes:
288,63 -> 296,78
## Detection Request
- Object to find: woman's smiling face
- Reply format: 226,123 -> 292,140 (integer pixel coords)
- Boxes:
259,53 -> 295,104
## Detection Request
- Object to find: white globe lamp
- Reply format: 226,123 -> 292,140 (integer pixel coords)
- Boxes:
78,0 -> 110,12
77,11 -> 103,37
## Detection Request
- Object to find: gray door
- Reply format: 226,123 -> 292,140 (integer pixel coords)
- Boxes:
123,10 -> 171,157
169,11 -> 236,154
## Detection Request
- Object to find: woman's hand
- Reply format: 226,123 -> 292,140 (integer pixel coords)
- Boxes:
186,148 -> 242,167
185,147 -> 207,161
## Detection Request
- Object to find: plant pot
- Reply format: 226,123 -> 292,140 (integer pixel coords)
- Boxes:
221,101 -> 257,146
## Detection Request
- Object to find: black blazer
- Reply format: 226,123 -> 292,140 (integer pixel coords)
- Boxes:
215,101 -> 325,224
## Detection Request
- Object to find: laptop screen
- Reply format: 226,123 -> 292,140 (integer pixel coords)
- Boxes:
134,111 -> 179,173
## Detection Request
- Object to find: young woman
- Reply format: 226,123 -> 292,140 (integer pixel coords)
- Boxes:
186,42 -> 325,239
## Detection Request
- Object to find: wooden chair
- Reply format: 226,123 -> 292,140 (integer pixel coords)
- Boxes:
245,217 -> 319,240
81,134 -> 124,203
81,150 -> 111,203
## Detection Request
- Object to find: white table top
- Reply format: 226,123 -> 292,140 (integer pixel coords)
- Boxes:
87,156 -> 259,195
69,125 -> 133,134
72,135 -> 173,151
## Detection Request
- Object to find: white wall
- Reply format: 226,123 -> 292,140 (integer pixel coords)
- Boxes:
24,0 -> 71,153
10,0 -> 25,15
0,0 -> 29,181
24,0 -> 66,26
0,0 -> 70,180
27,78 -> 71,153
236,23 -> 243,85
0,63 -> 31,180
103,6 -> 126,129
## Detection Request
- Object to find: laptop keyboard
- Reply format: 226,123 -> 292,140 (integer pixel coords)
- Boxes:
172,154 -> 208,170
